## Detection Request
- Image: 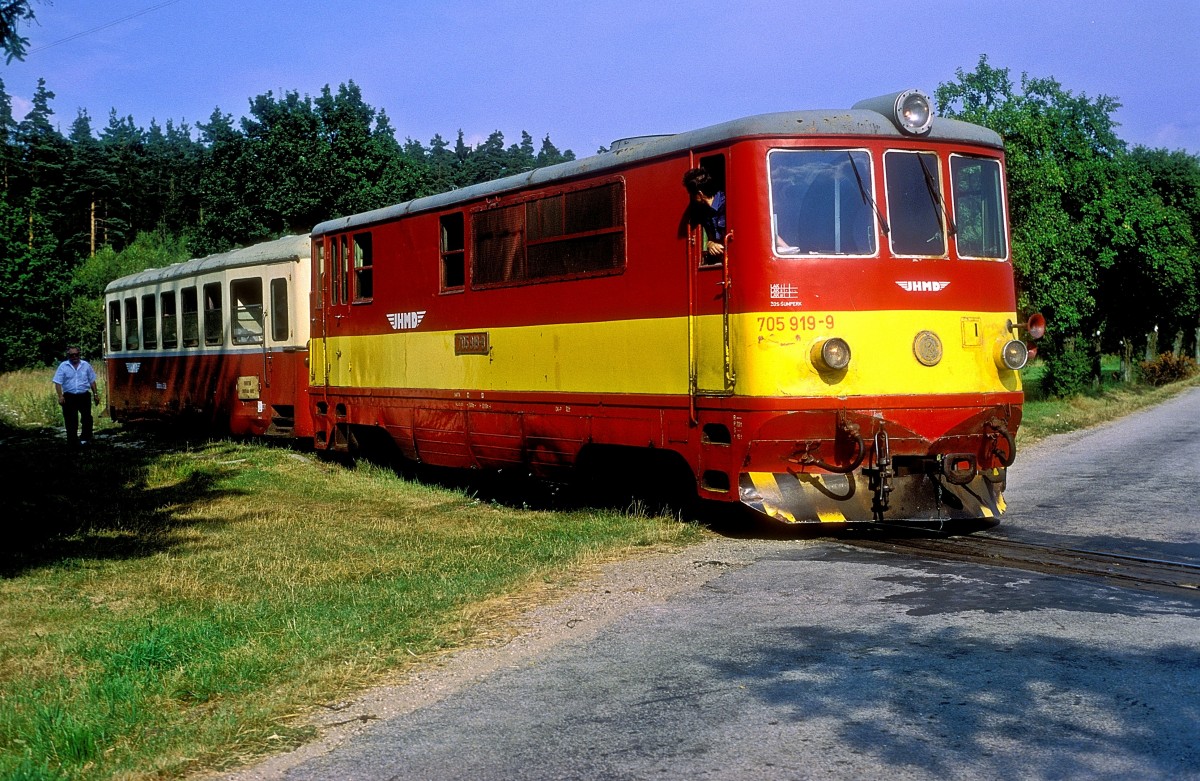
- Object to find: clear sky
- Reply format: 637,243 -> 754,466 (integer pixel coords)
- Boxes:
3,0 -> 1198,157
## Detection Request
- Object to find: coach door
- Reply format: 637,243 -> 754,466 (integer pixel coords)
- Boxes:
689,152 -> 734,397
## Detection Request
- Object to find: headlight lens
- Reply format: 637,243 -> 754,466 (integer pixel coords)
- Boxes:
812,338 -> 851,371
997,339 -> 1029,370
896,90 -> 933,135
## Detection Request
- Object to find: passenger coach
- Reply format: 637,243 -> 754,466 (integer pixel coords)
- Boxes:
104,235 -> 314,438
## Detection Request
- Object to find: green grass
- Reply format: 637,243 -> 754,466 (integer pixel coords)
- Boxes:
0,380 -> 705,781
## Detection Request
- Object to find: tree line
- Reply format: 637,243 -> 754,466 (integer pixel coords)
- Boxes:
1,55 -> 1198,398
0,77 -> 575,367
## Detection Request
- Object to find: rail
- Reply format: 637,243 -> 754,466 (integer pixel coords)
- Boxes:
844,533 -> 1200,599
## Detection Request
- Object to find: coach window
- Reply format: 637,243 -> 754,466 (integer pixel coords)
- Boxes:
231,278 -> 264,345
353,232 -> 373,301
884,150 -> 946,257
161,291 -> 178,349
270,278 -> 289,342
768,149 -> 876,256
141,293 -> 158,350
181,286 -> 199,347
950,155 -> 1007,259
203,282 -> 223,346
124,297 -> 140,350
440,213 -> 465,291
107,301 -> 122,352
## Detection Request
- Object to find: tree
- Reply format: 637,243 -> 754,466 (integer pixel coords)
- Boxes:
536,134 -> 575,167
0,0 -> 36,63
937,57 -> 1130,395
0,192 -> 66,368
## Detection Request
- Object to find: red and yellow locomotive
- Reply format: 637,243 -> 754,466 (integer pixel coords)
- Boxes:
106,90 -> 1036,526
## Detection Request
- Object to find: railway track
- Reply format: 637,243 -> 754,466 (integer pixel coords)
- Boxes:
845,533 -> 1200,599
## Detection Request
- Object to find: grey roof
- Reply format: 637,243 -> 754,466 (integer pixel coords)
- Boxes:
312,105 -> 1002,237
104,235 -> 311,295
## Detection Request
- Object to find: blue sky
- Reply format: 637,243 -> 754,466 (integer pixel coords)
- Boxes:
3,0 -> 1198,156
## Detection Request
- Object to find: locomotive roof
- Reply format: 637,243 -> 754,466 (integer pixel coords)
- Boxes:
104,234 -> 311,295
312,105 -> 1003,237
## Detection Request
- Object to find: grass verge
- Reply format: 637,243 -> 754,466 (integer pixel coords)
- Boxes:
0,371 -> 704,780
1018,365 -> 1200,446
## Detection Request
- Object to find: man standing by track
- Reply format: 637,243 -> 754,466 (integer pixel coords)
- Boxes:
52,347 -> 99,448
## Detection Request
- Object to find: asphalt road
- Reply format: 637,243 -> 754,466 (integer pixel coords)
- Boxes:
225,386 -> 1200,781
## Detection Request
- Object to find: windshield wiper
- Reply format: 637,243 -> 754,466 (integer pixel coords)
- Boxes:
917,154 -> 956,237
847,152 -> 889,236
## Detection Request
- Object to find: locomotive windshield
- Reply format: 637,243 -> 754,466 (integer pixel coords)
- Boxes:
884,150 -> 946,256
768,149 -> 877,256
950,155 -> 1007,259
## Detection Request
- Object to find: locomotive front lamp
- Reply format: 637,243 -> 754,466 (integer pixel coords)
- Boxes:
996,339 -> 1030,371
852,90 -> 934,136
811,337 -> 852,372
896,91 -> 934,135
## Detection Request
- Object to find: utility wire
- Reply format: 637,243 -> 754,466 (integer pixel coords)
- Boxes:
28,0 -> 185,55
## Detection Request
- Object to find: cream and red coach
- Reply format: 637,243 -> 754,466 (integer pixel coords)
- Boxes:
106,90 -> 1036,526
104,236 -> 314,438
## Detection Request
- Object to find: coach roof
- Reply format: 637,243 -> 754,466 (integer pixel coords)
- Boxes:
104,235 -> 311,295
312,103 -> 1002,237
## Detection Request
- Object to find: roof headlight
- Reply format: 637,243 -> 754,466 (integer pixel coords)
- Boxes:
996,339 -> 1029,371
811,338 -> 851,372
896,90 -> 933,135
852,89 -> 935,136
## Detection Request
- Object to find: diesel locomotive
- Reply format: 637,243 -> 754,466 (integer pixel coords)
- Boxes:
104,90 -> 1040,526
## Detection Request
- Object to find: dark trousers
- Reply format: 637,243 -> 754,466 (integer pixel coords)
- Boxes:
62,392 -> 93,445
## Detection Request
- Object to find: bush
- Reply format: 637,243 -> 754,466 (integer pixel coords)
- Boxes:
1137,352 -> 1199,386
1042,347 -> 1093,398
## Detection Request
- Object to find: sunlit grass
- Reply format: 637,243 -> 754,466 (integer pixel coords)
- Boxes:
0,411 -> 705,781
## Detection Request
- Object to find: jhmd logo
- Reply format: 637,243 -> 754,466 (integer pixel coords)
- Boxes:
387,311 -> 427,330
896,280 -> 950,292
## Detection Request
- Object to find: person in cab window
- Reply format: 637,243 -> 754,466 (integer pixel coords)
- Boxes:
683,168 -> 726,262
52,347 -> 100,448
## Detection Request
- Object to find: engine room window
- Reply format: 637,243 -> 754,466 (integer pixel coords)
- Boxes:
313,243 -> 325,310
353,232 -> 373,301
951,155 -> 1007,259
768,149 -> 877,256
339,235 -> 350,305
440,213 -> 466,291
885,150 -> 946,257
203,282 -> 223,346
473,181 -> 625,286
231,278 -> 264,345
